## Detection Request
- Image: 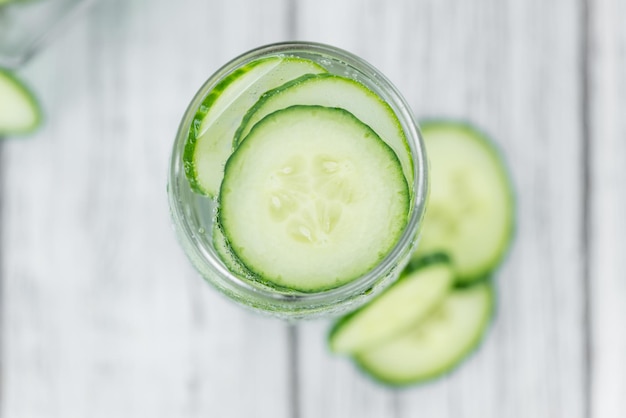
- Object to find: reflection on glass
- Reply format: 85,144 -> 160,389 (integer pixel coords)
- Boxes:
0,0 -> 91,68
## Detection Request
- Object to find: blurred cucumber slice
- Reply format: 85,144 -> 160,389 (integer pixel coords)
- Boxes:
415,121 -> 515,283
329,255 -> 453,355
356,282 -> 494,386
0,69 -> 42,135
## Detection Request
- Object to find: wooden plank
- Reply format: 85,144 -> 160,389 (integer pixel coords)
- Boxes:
294,2 -> 411,416
295,0 -> 586,417
588,0 -> 626,416
1,1 -> 295,417
0,144 -> 4,409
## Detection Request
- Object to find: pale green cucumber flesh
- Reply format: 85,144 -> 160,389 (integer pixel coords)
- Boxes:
356,282 -> 494,386
234,73 -> 413,192
220,105 -> 409,292
183,56 -> 325,197
0,69 -> 42,135
414,121 -> 515,282
329,257 -> 454,355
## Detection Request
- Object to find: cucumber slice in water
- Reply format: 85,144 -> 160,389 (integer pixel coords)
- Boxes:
414,121 -> 514,283
234,74 -> 413,191
0,69 -> 42,135
183,57 -> 325,197
356,282 -> 494,386
329,255 -> 453,354
212,221 -> 254,278
220,105 -> 409,292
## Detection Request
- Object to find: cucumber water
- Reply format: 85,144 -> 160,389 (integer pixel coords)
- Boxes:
170,42 -> 426,316
219,105 -> 409,292
180,49 -> 420,293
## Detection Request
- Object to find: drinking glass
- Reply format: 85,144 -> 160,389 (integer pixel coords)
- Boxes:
168,42 -> 428,319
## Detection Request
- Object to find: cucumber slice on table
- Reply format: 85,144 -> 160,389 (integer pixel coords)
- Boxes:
414,121 -> 515,283
329,254 -> 453,355
0,69 -> 42,135
234,73 -> 413,190
220,105 -> 410,292
356,282 -> 494,386
183,56 -> 325,197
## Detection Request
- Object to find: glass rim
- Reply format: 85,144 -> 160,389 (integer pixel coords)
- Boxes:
168,41 -> 428,317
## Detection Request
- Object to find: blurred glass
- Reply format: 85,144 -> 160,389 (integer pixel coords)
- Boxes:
0,0 -> 92,68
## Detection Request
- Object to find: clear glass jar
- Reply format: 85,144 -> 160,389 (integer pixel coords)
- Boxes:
168,42 -> 428,319
0,0 -> 91,68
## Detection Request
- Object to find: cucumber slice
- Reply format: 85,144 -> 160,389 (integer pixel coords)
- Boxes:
212,221 -> 254,278
233,74 -> 413,191
220,105 -> 410,292
0,69 -> 42,135
356,282 -> 494,386
414,121 -> 515,283
329,254 -> 453,354
183,57 -> 325,197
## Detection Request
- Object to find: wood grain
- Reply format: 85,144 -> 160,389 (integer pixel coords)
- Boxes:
588,0 -> 626,416
1,1 -> 294,417
295,1 -> 586,417
2,0 -> 625,417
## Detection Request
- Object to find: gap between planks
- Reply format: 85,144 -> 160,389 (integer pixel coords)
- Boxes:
286,2 -> 302,418
0,143 -> 4,417
580,0 -> 593,417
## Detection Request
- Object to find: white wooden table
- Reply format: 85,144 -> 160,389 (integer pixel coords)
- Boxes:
1,0 -> 624,417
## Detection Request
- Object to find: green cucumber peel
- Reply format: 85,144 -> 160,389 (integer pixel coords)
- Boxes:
183,56 -> 326,197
